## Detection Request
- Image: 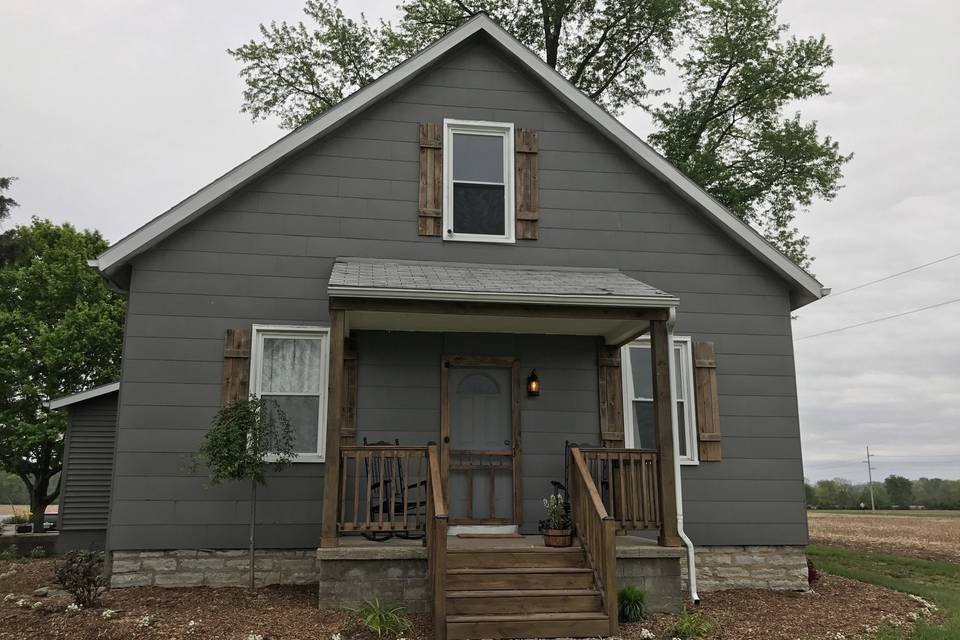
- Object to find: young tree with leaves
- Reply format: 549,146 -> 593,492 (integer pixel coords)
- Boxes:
0,177 -> 17,222
196,397 -> 296,590
230,0 -> 848,267
0,218 -> 125,533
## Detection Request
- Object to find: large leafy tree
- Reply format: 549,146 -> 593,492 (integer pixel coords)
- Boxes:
0,218 -> 125,532
649,0 -> 850,268
0,177 -> 17,222
230,0 -> 848,267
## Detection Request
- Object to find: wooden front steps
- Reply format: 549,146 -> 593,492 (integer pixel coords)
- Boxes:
444,546 -> 610,640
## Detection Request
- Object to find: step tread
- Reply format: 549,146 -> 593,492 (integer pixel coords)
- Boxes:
448,567 -> 591,575
447,588 -> 599,598
448,612 -> 608,623
447,546 -> 583,554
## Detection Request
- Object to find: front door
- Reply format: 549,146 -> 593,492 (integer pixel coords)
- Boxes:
442,357 -> 520,525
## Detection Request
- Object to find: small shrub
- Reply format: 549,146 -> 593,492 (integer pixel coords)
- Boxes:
8,512 -> 30,526
807,558 -> 820,587
618,585 -> 648,622
669,606 -> 710,639
54,550 -> 107,608
29,546 -> 47,559
0,545 -> 19,560
354,599 -> 413,638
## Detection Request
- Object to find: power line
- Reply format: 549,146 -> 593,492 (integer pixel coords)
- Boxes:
827,250 -> 960,299
796,296 -> 960,341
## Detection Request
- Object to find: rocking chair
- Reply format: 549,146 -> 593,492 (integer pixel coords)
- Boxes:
362,438 -> 428,542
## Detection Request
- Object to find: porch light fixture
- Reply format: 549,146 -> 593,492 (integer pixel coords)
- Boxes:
526,369 -> 540,397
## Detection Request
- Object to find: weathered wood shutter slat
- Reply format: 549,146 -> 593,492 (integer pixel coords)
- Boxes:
693,341 -> 722,461
340,337 -> 358,447
418,123 -> 443,236
221,328 -> 251,406
598,343 -> 624,446
515,128 -> 539,240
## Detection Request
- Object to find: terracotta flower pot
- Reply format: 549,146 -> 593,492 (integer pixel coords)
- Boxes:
542,528 -> 573,547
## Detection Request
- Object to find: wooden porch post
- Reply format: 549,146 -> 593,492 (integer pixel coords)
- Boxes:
320,309 -> 346,548
649,319 -> 681,547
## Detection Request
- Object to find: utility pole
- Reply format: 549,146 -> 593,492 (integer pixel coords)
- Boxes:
864,446 -> 877,511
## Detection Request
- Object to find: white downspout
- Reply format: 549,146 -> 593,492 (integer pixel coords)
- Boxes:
666,309 -> 700,604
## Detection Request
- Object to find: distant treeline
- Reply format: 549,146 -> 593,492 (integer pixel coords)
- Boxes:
806,475 -> 960,510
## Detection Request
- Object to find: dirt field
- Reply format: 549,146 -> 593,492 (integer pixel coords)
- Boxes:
0,558 -> 937,640
808,511 -> 960,563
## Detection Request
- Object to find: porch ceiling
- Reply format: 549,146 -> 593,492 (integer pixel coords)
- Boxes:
328,258 -> 678,346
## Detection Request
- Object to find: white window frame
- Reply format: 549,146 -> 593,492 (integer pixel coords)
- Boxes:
442,118 -> 516,244
620,335 -> 699,465
249,324 -> 330,463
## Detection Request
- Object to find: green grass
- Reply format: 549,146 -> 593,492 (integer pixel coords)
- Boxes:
808,544 -> 960,639
810,509 -> 960,518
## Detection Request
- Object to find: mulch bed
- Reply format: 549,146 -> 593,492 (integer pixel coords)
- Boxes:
0,558 -> 941,640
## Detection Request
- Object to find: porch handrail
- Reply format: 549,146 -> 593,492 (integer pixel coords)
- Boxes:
338,445 -> 430,535
569,447 -> 618,636
579,447 -> 662,531
426,445 -> 448,640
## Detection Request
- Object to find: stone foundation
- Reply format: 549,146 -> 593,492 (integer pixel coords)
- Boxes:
615,548 -> 683,613
316,545 -> 429,612
680,545 -> 808,592
110,549 -> 317,588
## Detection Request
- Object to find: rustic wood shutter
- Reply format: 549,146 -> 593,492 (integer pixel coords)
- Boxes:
418,123 -> 443,236
693,341 -> 722,461
598,343 -> 625,446
221,328 -> 251,406
515,128 -> 539,240
340,337 -> 358,447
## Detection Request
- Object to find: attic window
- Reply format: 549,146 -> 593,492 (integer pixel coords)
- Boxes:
442,119 -> 515,244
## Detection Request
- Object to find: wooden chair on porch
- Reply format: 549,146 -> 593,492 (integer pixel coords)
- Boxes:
361,438 -> 428,542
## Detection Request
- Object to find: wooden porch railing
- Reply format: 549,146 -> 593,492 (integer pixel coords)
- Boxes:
338,445 -> 430,535
568,447 -> 618,635
580,447 -> 662,531
426,445 -> 448,640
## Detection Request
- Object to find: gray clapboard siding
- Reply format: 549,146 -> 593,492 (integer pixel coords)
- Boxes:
110,37 -> 808,549
58,392 -> 118,552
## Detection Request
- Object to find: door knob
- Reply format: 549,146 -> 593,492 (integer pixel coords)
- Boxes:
443,436 -> 450,444
504,439 -> 511,446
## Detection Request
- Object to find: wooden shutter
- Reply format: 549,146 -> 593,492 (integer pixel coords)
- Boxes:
693,341 -> 721,461
221,328 -> 251,406
515,128 -> 539,240
418,122 -> 443,236
340,337 -> 358,447
597,343 -> 624,446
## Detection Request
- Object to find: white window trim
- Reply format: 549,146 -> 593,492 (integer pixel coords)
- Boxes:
442,118 -> 516,244
620,335 -> 699,465
250,324 -> 330,463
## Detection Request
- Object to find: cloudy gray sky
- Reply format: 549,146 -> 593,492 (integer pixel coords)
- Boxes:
2,1 -> 957,482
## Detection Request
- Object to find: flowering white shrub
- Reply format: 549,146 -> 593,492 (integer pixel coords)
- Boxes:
3,593 -> 15,602
100,608 -> 118,619
331,633 -> 343,640
639,629 -> 656,640
16,599 -> 29,608
247,634 -> 265,640
137,614 -> 154,627
30,601 -> 42,610
65,603 -> 82,614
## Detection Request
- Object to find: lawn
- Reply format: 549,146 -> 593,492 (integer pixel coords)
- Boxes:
808,545 -> 959,640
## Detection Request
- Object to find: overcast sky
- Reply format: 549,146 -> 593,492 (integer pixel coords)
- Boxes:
2,1 -> 957,483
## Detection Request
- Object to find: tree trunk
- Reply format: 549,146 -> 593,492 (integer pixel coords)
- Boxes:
29,478 -> 51,533
249,479 -> 257,591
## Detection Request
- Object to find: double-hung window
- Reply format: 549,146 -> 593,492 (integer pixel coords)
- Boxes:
250,325 -> 329,462
621,336 -> 698,464
442,119 -> 515,243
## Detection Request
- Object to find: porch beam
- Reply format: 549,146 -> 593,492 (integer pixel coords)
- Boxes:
320,309 -> 346,548
330,297 -> 671,321
649,319 -> 681,547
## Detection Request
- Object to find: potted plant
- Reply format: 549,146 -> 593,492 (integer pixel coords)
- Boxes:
11,512 -> 32,534
539,493 -> 572,547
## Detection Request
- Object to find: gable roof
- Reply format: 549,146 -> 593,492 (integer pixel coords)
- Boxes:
91,13 -> 826,307
48,382 -> 120,410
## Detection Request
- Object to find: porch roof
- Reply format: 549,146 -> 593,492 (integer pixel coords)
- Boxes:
328,258 -> 678,308
328,258 -> 678,346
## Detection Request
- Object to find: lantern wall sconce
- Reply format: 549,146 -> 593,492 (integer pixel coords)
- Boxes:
526,369 -> 540,397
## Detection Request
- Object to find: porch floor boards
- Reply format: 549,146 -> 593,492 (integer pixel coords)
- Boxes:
325,533 -> 679,556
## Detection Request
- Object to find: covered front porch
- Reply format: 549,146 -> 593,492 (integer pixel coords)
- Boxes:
317,258 -> 685,638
